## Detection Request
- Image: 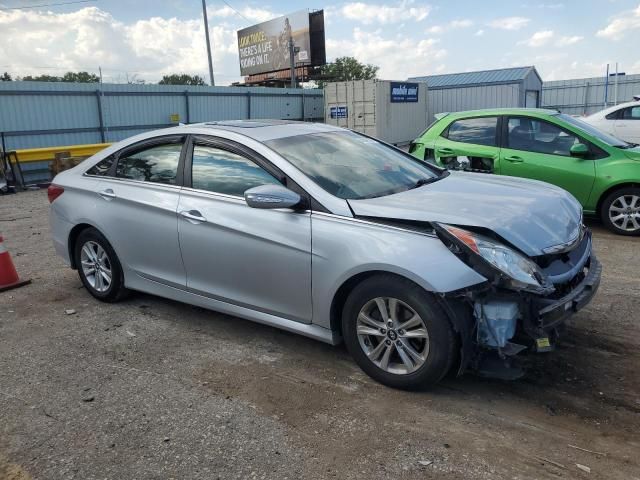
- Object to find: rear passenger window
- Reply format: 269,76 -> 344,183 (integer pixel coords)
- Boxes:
622,106 -> 640,120
86,156 -> 115,176
444,117 -> 498,146
191,145 -> 280,196
115,144 -> 182,184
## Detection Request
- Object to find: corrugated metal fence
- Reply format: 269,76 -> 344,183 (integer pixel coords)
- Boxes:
0,81 -> 324,151
541,74 -> 640,116
427,83 -> 521,123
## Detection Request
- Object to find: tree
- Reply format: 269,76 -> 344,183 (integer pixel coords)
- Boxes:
159,74 -> 206,86
0,72 -> 12,81
319,57 -> 379,85
21,74 -> 60,82
61,71 -> 99,83
21,71 -> 99,83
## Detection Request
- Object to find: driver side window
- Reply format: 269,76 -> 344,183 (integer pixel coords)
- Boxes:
191,144 -> 280,197
507,117 -> 580,157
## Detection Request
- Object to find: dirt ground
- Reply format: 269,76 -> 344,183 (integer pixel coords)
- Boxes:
1,189 -> 639,480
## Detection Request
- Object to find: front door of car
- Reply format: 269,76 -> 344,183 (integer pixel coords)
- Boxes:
434,116 -> 500,173
94,136 -> 187,288
177,136 -> 312,323
499,116 -> 596,204
613,105 -> 640,144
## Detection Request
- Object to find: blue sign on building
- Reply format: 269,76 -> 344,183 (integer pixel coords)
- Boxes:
330,106 -> 348,118
390,82 -> 419,102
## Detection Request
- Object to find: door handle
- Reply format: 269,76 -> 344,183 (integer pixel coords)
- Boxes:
437,148 -> 454,155
98,188 -> 116,200
180,210 -> 207,223
505,156 -> 524,163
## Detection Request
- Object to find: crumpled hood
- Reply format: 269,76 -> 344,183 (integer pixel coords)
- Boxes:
347,171 -> 582,257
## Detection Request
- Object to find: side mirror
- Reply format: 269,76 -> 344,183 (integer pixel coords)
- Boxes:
244,184 -> 302,210
570,143 -> 589,157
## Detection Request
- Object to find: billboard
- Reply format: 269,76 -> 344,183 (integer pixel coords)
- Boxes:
237,10 -> 325,77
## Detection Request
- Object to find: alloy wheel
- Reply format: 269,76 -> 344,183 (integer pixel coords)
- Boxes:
609,194 -> 640,232
80,241 -> 113,293
356,297 -> 430,375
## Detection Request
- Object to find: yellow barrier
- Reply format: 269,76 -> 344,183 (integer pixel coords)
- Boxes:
11,143 -> 112,164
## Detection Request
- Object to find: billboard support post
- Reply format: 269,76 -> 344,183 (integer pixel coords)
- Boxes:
202,0 -> 215,86
289,38 -> 296,88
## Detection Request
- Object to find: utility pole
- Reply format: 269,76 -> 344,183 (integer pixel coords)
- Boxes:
201,0 -> 215,86
604,63 -> 609,108
614,62 -> 619,105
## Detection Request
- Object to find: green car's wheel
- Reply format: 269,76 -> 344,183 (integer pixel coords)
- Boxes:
600,187 -> 640,236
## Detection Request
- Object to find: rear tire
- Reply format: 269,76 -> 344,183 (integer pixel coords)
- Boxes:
342,274 -> 456,390
600,187 -> 640,236
74,228 -> 128,302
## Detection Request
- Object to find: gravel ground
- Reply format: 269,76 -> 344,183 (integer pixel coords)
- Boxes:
1,189 -> 639,480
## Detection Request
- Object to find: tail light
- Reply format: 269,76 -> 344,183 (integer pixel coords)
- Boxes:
47,184 -> 64,203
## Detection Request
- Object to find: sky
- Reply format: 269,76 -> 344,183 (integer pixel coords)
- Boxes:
0,0 -> 638,85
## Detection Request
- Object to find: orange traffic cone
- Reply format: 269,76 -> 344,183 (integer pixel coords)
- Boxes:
0,235 -> 31,292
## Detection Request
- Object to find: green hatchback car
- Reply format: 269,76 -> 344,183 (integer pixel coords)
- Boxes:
409,108 -> 640,235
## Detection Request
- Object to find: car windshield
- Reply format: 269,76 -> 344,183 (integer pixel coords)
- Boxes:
265,131 -> 441,199
559,113 -> 633,148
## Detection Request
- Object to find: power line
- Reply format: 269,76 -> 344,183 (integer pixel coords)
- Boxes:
219,0 -> 250,22
0,0 -> 97,11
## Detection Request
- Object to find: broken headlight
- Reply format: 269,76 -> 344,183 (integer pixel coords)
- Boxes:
435,223 -> 553,295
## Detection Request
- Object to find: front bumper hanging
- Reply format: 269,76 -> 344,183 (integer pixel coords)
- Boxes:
531,256 -> 601,331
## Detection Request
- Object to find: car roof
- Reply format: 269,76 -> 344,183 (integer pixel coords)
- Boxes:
181,119 -> 344,142
441,108 -> 560,119
588,100 -> 640,117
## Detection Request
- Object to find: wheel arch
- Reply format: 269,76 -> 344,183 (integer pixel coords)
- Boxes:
67,223 -> 103,269
595,182 -> 640,216
329,269 -> 472,377
329,270 -> 390,337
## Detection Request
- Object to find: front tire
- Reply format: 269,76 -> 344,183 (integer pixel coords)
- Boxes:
74,228 -> 128,302
342,275 -> 456,390
600,187 -> 640,236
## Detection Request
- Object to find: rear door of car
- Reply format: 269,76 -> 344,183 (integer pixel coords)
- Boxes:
499,116 -> 596,204
434,116 -> 501,173
613,105 -> 640,144
91,135 -> 187,288
177,135 -> 313,323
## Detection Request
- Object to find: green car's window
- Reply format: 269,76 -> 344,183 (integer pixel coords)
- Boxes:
507,118 -> 580,157
559,114 -> 629,148
444,117 -> 498,147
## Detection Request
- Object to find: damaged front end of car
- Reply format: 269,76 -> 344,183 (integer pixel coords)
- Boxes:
433,222 -> 601,380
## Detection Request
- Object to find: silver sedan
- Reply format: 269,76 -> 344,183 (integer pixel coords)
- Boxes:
49,120 -> 600,389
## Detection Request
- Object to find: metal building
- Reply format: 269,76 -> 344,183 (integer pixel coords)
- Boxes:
324,79 -> 428,146
542,73 -> 640,116
409,66 -> 542,122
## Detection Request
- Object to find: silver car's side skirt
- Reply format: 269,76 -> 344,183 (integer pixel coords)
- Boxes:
127,274 -> 341,346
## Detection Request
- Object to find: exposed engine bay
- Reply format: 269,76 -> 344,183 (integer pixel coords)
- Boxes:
436,224 -> 600,380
